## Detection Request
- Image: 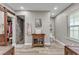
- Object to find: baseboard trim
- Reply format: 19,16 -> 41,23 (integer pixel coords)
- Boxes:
24,43 -> 50,46
55,39 -> 65,46
24,43 -> 32,45
15,44 -> 25,48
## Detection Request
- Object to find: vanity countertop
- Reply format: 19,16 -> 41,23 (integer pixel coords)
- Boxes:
0,46 -> 14,55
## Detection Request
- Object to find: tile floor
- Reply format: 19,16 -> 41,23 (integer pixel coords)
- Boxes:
15,42 -> 64,55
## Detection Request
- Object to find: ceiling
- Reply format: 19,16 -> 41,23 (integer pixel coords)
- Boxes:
4,3 -> 71,17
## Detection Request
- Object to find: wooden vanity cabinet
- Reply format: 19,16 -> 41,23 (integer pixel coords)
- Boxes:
3,47 -> 15,55
65,46 -> 79,55
32,34 -> 45,47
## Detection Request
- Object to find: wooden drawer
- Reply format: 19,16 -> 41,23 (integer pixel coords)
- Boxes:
32,34 -> 45,39
0,34 -> 5,42
0,34 -> 5,45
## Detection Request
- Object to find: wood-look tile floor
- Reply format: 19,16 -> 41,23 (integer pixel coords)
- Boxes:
15,43 -> 64,55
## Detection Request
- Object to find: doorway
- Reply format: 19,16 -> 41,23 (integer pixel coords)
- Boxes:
16,15 -> 25,44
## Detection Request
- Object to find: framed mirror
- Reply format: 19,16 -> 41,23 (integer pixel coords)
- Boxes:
35,18 -> 42,28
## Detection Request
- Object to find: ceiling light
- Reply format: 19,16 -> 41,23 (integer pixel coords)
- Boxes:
20,6 -> 24,10
54,7 -> 58,10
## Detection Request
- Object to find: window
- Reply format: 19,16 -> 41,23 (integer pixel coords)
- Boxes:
68,10 -> 79,41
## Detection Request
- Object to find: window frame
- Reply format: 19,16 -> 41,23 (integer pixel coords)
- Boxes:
67,9 -> 79,42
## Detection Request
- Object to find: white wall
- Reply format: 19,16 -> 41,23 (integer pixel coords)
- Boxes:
55,4 -> 79,46
16,11 -> 51,45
